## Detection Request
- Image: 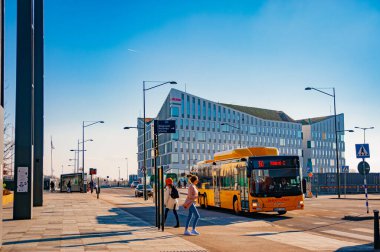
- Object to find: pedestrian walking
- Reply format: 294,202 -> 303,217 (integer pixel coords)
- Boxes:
67,180 -> 72,193
184,179 -> 187,188
183,175 -> 200,235
50,180 -> 55,192
164,178 -> 180,228
90,180 -> 94,194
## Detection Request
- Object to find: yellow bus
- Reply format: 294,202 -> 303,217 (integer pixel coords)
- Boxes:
196,147 -> 304,215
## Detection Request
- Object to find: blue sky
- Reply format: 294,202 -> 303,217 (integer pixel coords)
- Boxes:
4,0 -> 380,179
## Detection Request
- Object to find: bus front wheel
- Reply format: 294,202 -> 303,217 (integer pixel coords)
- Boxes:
233,197 -> 240,215
277,211 -> 287,215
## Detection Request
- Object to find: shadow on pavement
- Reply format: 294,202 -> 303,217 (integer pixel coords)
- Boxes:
343,215 -> 374,221
334,243 -> 374,251
3,230 -> 135,245
59,234 -> 175,248
243,230 -> 300,237
96,208 -> 151,227
115,205 -> 291,228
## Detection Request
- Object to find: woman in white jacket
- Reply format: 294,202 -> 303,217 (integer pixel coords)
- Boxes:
164,178 -> 180,228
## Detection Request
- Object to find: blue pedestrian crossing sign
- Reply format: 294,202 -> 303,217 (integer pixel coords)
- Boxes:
356,144 -> 370,158
341,166 -> 349,173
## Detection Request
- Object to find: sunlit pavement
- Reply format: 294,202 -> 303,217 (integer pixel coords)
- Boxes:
1,191 -> 206,252
102,188 -> 378,252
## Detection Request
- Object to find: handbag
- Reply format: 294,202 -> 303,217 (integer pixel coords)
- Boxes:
183,199 -> 193,209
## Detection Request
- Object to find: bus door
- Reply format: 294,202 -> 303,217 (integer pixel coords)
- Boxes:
237,166 -> 249,211
213,168 -> 221,207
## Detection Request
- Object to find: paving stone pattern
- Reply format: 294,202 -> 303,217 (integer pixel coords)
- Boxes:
2,193 -> 207,252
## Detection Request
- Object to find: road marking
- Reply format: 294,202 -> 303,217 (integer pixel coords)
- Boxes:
288,211 -> 299,215
306,214 -> 317,217
246,231 -> 360,251
313,222 -> 328,225
322,230 -> 372,242
351,228 -> 373,234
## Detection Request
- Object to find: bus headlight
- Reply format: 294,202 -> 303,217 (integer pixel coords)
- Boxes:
298,200 -> 304,208
252,200 -> 259,208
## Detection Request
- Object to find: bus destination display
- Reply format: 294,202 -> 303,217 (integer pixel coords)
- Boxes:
250,156 -> 299,169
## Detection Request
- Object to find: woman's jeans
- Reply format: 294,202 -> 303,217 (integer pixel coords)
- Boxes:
185,203 -> 200,230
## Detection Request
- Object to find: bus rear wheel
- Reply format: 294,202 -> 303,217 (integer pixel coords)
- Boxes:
233,197 -> 240,215
200,193 -> 208,209
277,211 -> 287,215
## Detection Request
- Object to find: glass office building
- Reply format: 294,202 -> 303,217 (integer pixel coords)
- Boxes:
137,89 -> 307,177
297,115 -> 345,174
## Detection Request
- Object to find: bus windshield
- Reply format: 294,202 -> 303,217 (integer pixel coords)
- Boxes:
248,156 -> 302,197
251,168 -> 302,197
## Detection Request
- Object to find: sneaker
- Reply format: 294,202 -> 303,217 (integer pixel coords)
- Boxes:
173,224 -> 180,228
184,230 -> 192,236
191,229 -> 200,235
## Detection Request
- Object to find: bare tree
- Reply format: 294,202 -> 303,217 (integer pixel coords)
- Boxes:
3,113 -> 14,178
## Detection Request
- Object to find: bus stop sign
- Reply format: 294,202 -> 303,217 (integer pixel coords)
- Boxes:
358,161 -> 370,175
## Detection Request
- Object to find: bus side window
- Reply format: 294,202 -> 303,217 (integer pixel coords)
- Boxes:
234,168 -> 239,191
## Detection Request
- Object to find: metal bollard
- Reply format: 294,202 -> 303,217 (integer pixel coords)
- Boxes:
374,210 -> 379,249
96,177 -> 100,199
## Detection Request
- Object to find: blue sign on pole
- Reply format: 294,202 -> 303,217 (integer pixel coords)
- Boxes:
154,120 -> 176,134
306,160 -> 313,173
355,144 -> 370,158
341,166 -> 349,173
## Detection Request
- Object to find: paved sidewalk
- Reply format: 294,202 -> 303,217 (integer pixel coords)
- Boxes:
1,192 -> 207,252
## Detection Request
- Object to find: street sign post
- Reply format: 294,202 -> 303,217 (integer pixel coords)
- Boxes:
153,120 -> 176,229
358,160 -> 370,213
342,166 -> 349,198
356,144 -> 370,159
358,161 -> 370,175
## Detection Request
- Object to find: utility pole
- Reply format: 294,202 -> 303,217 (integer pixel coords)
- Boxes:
50,136 -> 54,177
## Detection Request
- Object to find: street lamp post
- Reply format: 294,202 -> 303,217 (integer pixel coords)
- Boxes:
305,87 -> 342,198
82,121 -> 104,193
142,81 -> 177,201
221,122 -> 242,148
123,126 -> 143,186
69,159 -> 77,172
354,127 -> 374,144
337,129 -> 354,198
125,157 -> 129,184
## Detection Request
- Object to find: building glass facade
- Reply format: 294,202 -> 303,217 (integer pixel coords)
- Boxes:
297,115 -> 345,174
137,89 -> 308,177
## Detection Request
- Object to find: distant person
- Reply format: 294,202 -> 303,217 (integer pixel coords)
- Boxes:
50,181 -> 55,192
183,175 -> 200,235
67,180 -> 72,193
164,178 -> 180,228
90,180 -> 94,194
183,179 -> 187,188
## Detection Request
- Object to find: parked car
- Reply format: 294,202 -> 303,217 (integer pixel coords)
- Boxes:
130,181 -> 139,188
135,184 -> 153,197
